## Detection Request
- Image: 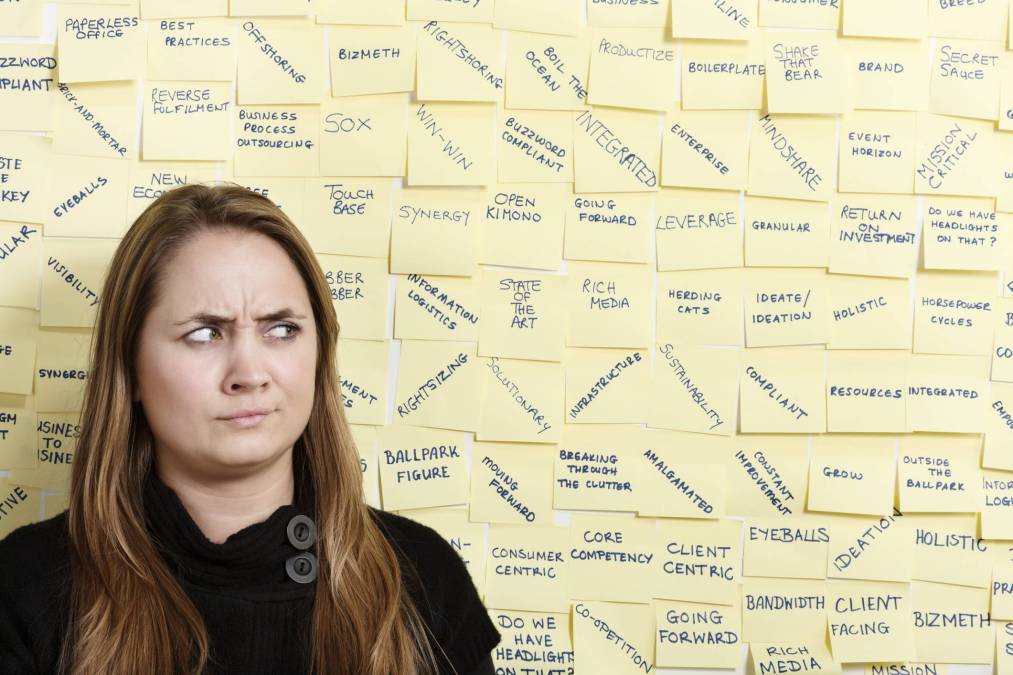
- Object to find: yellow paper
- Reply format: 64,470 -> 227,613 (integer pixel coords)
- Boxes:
928,0 -> 1009,41
844,39 -> 930,112
588,27 -> 678,111
480,184 -> 566,270
394,273 -> 480,342
0,478 -> 41,539
416,21 -> 504,102
743,515 -> 830,579
681,40 -> 766,110
485,523 -> 571,612
656,187 -> 743,271
233,104 -> 319,177
657,269 -> 744,346
315,0 -> 404,25
407,102 -> 496,186
33,329 -> 91,413
56,3 -> 144,83
0,335 -> 35,397
315,253 -> 389,340
319,94 -> 409,177
827,580 -> 915,663
651,343 -> 739,436
572,601 -> 654,675
637,429 -> 727,519
741,577 -> 827,644
45,154 -> 129,237
656,598 -> 742,668
829,194 -> 920,278
744,195 -> 830,268
564,347 -> 650,423
808,434 -> 898,515
504,31 -> 589,111
8,411 -> 79,491
752,642 -> 840,675
142,81 -> 232,161
764,31 -> 847,113
477,270 -> 566,362
493,0 -> 581,36
914,113 -> 997,198
992,564 -> 1013,619
350,424 -> 381,508
390,187 -> 483,277
672,0 -> 758,40
553,424 -> 642,513
748,113 -> 834,202
328,26 -> 417,97
923,198 -> 1007,272
572,107 -> 660,192
930,38 -> 1003,121
564,193 -> 652,264
40,237 -> 116,328
759,0 -> 838,28
236,18 -> 325,104
842,0 -> 927,38
826,352 -> 908,433
654,517 -> 742,605
0,0 -> 43,38
565,261 -> 651,348
376,424 -> 469,511
0,44 -> 57,132
898,433 -> 984,512
740,346 -> 827,432
488,610 -> 574,672
300,177 -> 393,257
393,339 -> 481,432
727,434 -> 808,517
912,271 -> 997,356
497,110 -> 573,183
662,108 -> 750,191
827,274 -> 913,349
908,513 -> 995,587
147,18 -> 237,81
141,0 -> 227,18
408,0 -> 493,22
911,581 -> 992,663
567,514 -> 655,602
984,381 -> 1013,470
54,81 -> 138,160
469,441 -> 555,524
0,223 -> 42,310
124,160 -> 219,224
839,111 -> 918,194
478,357 -> 564,443
744,268 -> 828,347
336,338 -> 388,426
826,512 -> 912,582
982,468 -> 1013,539
406,506 -> 488,588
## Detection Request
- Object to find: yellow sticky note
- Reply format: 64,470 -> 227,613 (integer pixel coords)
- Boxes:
740,346 -> 827,433
0,44 -> 56,132
572,601 -> 654,675
408,0 -> 493,22
504,31 -> 589,111
9,410 -> 78,491
478,357 -> 564,443
759,0 -> 839,28
125,161 -> 219,224
336,338 -> 389,426
565,261 -> 651,348
844,39 -> 930,112
914,113 -> 997,198
826,512 -> 912,582
488,610 -> 573,673
842,0 -> 927,38
234,104 -> 319,177
828,580 -> 915,663
744,195 -> 830,268
56,4 -> 144,83
656,188 -> 743,271
923,198 -> 1007,272
838,111 -> 918,194
481,184 -> 566,270
908,513 -> 994,587
727,434 -> 809,517
564,347 -> 650,423
741,577 -> 828,644
0,0 -> 43,38
376,425 -> 469,511
637,429 -> 727,519
316,253 -> 389,341
353,424 -> 381,509
564,193 -> 652,264
33,329 -> 91,413
928,0 -> 1008,41
497,110 -> 573,183
662,108 -> 750,191
826,351 -> 908,433
468,441 -> 554,524
567,514 -> 655,602
930,39 -> 1003,121
478,270 -> 566,362
486,523 -> 571,612
764,31 -> 847,113
416,21 -> 505,102
0,479 -> 41,538
898,433 -> 984,512
744,268 -> 829,347
588,27 -> 678,111
983,468 -> 1013,539
0,327 -> 35,397
829,194 -> 920,278
656,598 -> 742,668
40,237 -> 116,328
573,107 -> 660,192
393,339 -> 481,432
906,354 -> 989,433
236,18 -> 325,104
913,270 -> 997,356
493,0 -> 581,36
681,40 -> 766,110
407,102 -> 496,186
984,381 -> 1013,470
54,81 -> 138,160
142,81 -> 232,161
808,434 -> 898,515
743,515 -> 830,579
319,94 -> 409,177
394,273 -> 480,342
589,0 -> 668,26
992,564 -> 1013,619
390,187 -> 483,277
301,178 -> 393,257
553,424 -> 642,513
147,18 -> 237,82
328,26 -> 417,97
672,0 -> 758,40
827,274 -> 913,350
911,581 -> 992,663
316,0 -> 405,25
405,507 -> 487,589
748,113 -> 834,202
752,642 -> 840,675
651,343 -> 739,436
657,268 -> 745,346
654,518 -> 742,605
45,154 -> 129,238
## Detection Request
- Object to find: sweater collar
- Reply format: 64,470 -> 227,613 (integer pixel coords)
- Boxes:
142,464 -> 317,596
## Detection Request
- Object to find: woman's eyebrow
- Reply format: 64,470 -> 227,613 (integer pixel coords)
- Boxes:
173,309 -> 309,326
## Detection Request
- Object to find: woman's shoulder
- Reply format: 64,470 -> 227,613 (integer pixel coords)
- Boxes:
0,510 -> 71,585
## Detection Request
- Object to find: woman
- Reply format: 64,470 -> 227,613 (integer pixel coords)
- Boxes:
0,183 -> 500,675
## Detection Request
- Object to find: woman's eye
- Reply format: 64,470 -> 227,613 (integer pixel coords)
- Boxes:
188,326 -> 219,343
268,323 -> 300,340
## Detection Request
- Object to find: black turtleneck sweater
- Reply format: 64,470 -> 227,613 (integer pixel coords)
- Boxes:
0,468 -> 500,675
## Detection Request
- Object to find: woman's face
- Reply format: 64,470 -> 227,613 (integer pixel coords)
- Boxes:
134,228 -> 318,480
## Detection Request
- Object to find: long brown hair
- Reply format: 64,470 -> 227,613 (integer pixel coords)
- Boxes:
56,182 -> 443,675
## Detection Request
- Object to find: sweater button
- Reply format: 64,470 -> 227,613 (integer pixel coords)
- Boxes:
287,514 -> 315,551
286,551 -> 317,584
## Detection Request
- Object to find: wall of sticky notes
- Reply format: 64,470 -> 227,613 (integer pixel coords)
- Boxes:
1,0 -> 1013,673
